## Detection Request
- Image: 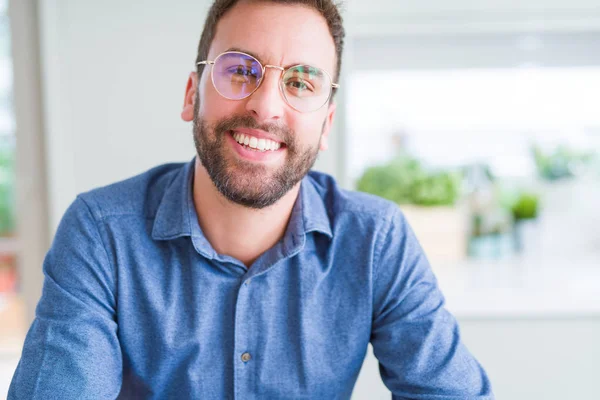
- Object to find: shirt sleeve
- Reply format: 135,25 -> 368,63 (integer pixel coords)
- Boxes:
370,207 -> 494,400
8,196 -> 122,400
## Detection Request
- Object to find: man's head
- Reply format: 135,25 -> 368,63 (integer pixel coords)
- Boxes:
181,0 -> 345,209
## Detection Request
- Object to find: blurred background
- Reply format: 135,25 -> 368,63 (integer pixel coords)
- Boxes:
1,0 -> 599,398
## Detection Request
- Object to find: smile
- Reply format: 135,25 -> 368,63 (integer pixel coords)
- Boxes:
231,131 -> 282,152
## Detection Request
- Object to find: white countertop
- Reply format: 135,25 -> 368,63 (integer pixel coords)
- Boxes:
434,254 -> 600,319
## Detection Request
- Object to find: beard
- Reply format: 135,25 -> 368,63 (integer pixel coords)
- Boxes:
192,100 -> 322,209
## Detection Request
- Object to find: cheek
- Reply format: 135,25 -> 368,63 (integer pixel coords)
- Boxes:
199,94 -> 242,128
197,73 -> 239,120
289,114 -> 327,146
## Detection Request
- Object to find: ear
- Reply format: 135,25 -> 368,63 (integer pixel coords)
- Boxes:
181,71 -> 198,122
319,102 -> 337,151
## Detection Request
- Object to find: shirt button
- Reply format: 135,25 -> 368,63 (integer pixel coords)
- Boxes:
245,279 -> 251,286
241,352 -> 252,362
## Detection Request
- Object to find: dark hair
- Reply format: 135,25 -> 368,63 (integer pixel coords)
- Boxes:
195,0 -> 345,83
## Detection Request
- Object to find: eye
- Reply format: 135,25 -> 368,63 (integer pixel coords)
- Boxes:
227,65 -> 259,79
286,79 -> 314,92
290,80 -> 308,90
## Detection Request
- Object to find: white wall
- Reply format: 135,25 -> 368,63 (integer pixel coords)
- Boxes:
40,0 -> 208,231
9,0 -> 50,324
348,0 -> 600,15
345,0 -> 600,36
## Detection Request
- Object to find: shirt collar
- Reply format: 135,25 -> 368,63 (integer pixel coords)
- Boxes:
152,159 -> 333,256
297,172 -> 333,239
151,158 -> 196,241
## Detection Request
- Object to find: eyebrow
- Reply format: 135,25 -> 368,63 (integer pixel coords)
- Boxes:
224,47 -> 312,70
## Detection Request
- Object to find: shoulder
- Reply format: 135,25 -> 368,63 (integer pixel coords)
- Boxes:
308,171 -> 410,242
76,161 -> 188,221
307,171 -> 420,272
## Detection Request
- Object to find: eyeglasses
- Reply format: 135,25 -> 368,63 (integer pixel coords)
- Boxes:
197,51 -> 339,113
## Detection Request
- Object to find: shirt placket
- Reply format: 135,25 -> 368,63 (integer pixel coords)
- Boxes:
233,275 -> 256,400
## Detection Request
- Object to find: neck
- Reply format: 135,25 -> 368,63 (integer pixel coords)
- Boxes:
192,156 -> 300,267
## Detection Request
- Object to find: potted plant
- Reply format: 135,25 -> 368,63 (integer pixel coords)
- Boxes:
357,156 -> 467,263
466,174 -> 515,260
511,191 -> 540,253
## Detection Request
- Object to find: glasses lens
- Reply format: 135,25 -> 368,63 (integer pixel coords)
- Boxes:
212,52 -> 263,99
281,65 -> 332,112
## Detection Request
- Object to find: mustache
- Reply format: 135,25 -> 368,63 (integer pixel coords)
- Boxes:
213,115 -> 295,147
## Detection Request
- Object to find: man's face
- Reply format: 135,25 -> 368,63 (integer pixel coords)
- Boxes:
183,1 -> 337,209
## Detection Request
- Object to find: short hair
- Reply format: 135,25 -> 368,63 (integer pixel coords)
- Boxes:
195,0 -> 345,83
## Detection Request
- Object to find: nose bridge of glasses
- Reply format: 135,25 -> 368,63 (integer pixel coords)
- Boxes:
263,64 -> 285,72
262,64 -> 285,83
257,64 -> 286,92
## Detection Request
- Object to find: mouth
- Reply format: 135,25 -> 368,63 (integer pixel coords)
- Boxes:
229,130 -> 286,152
227,130 -> 286,162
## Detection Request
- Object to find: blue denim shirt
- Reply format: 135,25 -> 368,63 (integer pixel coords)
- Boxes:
9,159 -> 493,399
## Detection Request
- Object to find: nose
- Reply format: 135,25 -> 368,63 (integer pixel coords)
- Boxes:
245,65 -> 286,123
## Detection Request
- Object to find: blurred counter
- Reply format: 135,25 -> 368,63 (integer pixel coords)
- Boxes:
435,255 -> 600,318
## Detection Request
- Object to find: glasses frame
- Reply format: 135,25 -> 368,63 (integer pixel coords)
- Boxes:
197,51 -> 340,113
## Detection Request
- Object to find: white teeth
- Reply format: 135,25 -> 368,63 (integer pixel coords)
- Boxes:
249,137 -> 258,149
232,131 -> 281,152
257,138 -> 266,151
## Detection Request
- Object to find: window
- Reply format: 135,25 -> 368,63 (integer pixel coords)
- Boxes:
347,33 -> 600,264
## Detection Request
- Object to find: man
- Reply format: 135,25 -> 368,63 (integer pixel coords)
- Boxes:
9,0 -> 494,398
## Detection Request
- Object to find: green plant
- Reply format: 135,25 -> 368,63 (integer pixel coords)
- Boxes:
411,172 -> 462,206
532,144 -> 596,181
511,192 -> 539,221
356,156 -> 462,206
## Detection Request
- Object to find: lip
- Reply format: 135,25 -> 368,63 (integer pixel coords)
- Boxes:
231,128 -> 285,145
227,131 -> 285,163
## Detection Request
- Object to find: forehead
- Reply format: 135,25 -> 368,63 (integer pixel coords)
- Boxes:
209,1 -> 336,74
